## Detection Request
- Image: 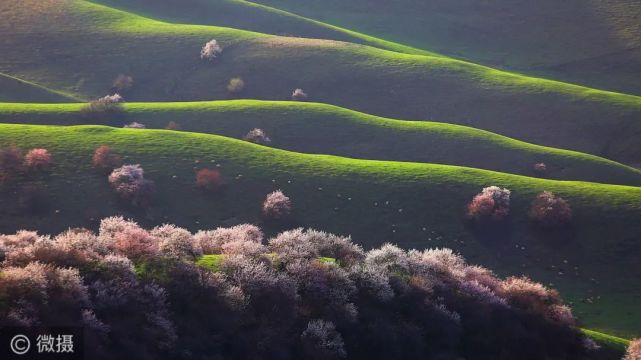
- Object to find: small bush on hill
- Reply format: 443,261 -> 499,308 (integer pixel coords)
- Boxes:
165,121 -> 179,130
195,168 -> 224,192
533,162 -> 547,173
0,220 -> 595,359
466,186 -> 511,221
528,191 -> 573,228
201,39 -> 222,60
227,78 -> 245,93
112,74 -> 134,92
124,122 -> 146,129
24,148 -> 52,172
263,190 -> 292,219
624,339 -> 641,360
81,94 -> 125,123
92,145 -> 122,172
244,128 -> 271,145
98,93 -> 124,104
0,145 -> 23,181
108,164 -> 155,207
292,88 -> 308,101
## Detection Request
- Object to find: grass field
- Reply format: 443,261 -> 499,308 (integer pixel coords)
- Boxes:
1,0 -> 641,164
1,0 -> 640,346
2,100 -> 640,186
0,123 -> 640,336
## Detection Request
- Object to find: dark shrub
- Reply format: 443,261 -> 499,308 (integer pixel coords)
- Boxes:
195,168 -> 224,192
112,74 -> 134,92
533,162 -> 547,173
92,145 -> 122,172
528,191 -> 572,228
165,121 -> 179,130
227,77 -> 245,93
0,145 -> 23,181
301,319 -> 346,359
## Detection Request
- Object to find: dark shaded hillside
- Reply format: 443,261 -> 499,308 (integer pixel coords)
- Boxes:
0,73 -> 77,102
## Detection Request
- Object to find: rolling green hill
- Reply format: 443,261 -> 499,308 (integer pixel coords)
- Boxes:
92,0 -> 434,56
2,0 -> 641,340
249,0 -> 641,95
0,123 -> 640,336
2,100 -> 641,186
1,0 -> 641,164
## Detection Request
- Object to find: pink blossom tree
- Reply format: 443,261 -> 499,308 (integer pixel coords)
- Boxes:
24,148 -> 52,171
201,39 -> 222,60
108,164 -> 155,207
466,186 -> 511,221
292,88 -> 308,101
243,128 -> 271,145
624,339 -> 641,360
262,190 -> 292,219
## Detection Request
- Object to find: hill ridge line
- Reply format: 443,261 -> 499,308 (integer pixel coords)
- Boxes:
4,122 -> 641,193
86,0 -> 641,101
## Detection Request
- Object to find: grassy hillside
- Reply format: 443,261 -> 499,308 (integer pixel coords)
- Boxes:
0,73 -> 78,103
92,0 -> 434,56
1,0 -> 641,164
250,0 -> 641,95
582,329 -> 631,353
2,100 -> 641,186
0,123 -> 640,336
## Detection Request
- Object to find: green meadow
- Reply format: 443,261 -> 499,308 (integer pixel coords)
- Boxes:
0,0 -> 639,352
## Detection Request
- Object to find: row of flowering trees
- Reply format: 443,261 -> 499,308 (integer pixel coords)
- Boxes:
93,145 -> 292,219
0,217 -> 602,359
3,145 -> 574,227
467,186 -> 573,228
0,146 -> 53,182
